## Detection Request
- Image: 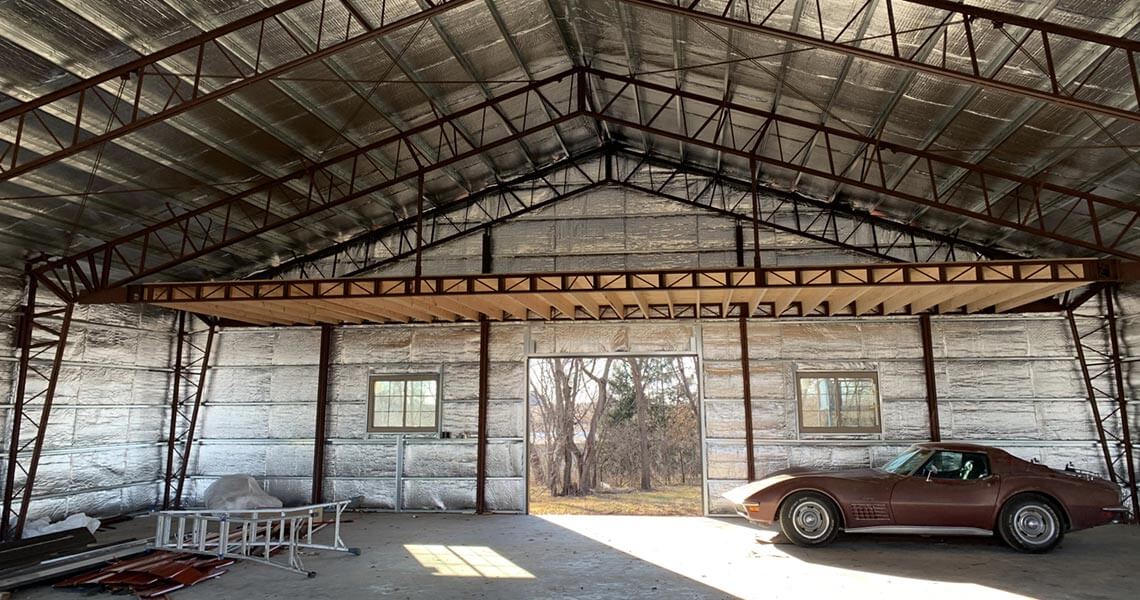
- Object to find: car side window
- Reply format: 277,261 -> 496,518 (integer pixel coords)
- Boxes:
918,451 -> 991,480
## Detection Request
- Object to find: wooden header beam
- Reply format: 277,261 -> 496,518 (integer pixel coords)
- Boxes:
79,258 -> 1130,326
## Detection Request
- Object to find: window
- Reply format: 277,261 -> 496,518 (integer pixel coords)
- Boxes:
796,371 -> 880,433
917,451 -> 991,480
368,374 -> 440,433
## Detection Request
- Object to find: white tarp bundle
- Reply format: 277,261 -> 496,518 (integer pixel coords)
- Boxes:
203,475 -> 283,511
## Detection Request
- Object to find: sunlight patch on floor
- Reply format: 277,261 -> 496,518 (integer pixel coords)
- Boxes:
405,544 -> 534,579
538,515 -> 1037,600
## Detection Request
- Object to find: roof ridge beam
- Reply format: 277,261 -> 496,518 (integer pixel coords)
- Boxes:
249,146 -> 1014,283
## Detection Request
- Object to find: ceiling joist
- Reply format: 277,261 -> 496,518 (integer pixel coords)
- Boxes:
83,257 -> 1135,326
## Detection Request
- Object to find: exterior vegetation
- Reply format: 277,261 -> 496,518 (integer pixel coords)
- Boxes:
528,485 -> 703,516
528,356 -> 702,514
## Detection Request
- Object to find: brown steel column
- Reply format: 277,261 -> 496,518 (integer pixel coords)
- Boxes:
1104,290 -> 1140,519
162,312 -> 188,509
1,277 -> 37,540
414,173 -> 425,293
738,307 -> 756,481
475,318 -> 491,513
171,323 -> 215,509
312,324 -> 334,504
918,315 -> 941,442
748,159 -> 762,271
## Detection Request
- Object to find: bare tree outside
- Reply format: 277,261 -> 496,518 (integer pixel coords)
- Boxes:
528,356 -> 702,515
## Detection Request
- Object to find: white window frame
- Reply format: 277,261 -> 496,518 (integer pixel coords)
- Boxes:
367,373 -> 441,433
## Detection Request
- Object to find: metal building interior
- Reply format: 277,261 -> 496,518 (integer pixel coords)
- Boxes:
0,0 -> 1139,598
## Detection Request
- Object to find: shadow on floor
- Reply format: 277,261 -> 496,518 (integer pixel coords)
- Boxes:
749,521 -> 1138,600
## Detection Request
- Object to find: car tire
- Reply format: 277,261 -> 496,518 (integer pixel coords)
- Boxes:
778,492 -> 840,547
997,494 -> 1065,553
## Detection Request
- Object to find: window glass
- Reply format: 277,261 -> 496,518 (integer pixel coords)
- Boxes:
920,451 -> 991,480
880,447 -> 933,475
368,375 -> 439,432
797,372 -> 880,433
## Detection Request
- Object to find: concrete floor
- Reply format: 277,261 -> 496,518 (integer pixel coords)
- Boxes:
15,513 -> 1139,599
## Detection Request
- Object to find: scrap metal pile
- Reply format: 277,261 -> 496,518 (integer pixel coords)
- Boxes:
54,551 -> 234,598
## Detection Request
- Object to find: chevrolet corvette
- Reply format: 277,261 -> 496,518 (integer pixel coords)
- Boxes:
723,442 -> 1127,552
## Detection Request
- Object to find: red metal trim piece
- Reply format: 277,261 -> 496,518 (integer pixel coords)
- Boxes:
918,314 -> 941,442
312,324 -> 333,504
617,0 -> 1140,124
0,0 -> 481,184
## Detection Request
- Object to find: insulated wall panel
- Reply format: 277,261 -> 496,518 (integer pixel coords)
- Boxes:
193,322 -> 528,511
1,267 -> 177,522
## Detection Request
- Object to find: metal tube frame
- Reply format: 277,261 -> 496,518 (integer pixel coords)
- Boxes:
1066,286 -> 1139,521
162,318 -> 217,509
0,274 -> 74,540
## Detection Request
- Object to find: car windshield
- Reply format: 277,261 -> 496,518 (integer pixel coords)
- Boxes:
878,447 -> 934,476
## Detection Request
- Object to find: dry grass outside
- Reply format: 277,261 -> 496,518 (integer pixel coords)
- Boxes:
528,485 -> 703,516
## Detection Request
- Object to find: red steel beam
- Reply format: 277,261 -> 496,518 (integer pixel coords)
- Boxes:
32,68 -> 582,300
31,67 -> 1139,300
312,324 -> 333,504
475,317 -> 491,514
918,314 -> 941,442
161,311 -> 188,510
738,308 -> 756,481
585,68 -> 1140,260
171,322 -> 215,510
0,0 -> 480,184
618,0 -> 1140,124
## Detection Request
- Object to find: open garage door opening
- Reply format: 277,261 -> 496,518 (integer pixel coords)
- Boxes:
527,355 -> 703,516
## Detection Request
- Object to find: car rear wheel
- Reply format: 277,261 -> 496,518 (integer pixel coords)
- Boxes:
998,494 -> 1064,553
779,492 -> 840,547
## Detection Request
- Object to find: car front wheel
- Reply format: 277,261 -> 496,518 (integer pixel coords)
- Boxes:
779,492 -> 840,547
998,494 -> 1064,553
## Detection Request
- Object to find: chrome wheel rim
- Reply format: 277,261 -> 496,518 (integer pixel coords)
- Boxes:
1012,505 -> 1057,546
792,500 -> 831,540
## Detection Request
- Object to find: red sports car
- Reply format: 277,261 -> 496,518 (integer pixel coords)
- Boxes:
723,442 -> 1128,552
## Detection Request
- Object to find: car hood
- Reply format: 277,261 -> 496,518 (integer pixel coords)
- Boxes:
721,467 -> 894,505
